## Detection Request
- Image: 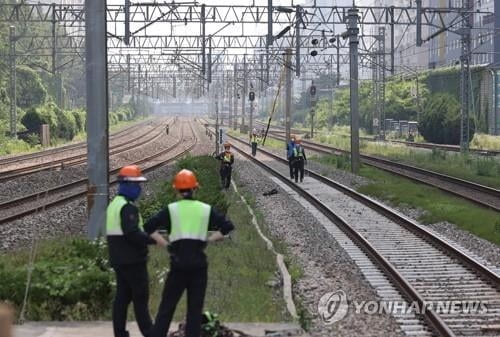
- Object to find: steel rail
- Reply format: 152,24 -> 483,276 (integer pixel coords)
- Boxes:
0,121 -> 197,226
255,121 -> 500,157
264,130 -> 500,212
0,118 -> 153,166
0,119 -> 172,182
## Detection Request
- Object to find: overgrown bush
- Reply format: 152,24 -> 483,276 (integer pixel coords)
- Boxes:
0,239 -> 113,320
21,103 -> 58,135
418,93 -> 475,145
71,109 -> 86,133
54,105 -> 77,140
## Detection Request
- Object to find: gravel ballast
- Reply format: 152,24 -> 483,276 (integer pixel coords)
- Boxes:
0,120 -> 212,252
232,154 -> 405,337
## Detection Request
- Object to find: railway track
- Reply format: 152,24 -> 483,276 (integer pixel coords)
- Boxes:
264,131 -> 500,212
215,126 -> 500,337
0,118 -> 153,166
255,121 -> 500,156
0,120 -> 197,226
0,118 -> 172,182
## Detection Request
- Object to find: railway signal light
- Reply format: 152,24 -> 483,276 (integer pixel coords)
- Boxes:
249,91 -> 255,101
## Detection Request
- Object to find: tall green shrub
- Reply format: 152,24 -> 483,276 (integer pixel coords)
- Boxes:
419,93 -> 475,145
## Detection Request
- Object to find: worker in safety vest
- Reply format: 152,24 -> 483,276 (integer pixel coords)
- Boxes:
144,169 -> 234,337
250,128 -> 259,156
106,165 -> 167,337
292,138 -> 307,183
286,135 -> 296,180
215,142 -> 234,189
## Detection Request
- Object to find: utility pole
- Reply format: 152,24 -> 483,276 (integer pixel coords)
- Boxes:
228,70 -> 233,127
284,49 -> 292,144
459,0 -> 472,153
347,7 -> 360,174
85,0 -> 109,239
52,3 -> 62,108
9,26 -> 16,139
233,63 -> 238,130
242,55 -> 247,132
378,26 -> 386,140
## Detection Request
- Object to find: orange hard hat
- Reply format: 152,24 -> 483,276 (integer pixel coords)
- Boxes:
295,138 -> 302,144
223,142 -> 231,149
118,165 -> 147,182
290,134 -> 296,140
173,169 -> 199,190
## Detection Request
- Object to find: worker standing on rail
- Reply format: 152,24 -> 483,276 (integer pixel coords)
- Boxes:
106,165 -> 168,337
166,124 -> 170,135
250,128 -> 259,156
144,169 -> 234,337
292,139 -> 307,183
286,135 -> 296,180
215,142 -> 234,189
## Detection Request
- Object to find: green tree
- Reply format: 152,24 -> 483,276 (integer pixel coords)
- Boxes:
15,66 -> 47,109
419,93 -> 475,145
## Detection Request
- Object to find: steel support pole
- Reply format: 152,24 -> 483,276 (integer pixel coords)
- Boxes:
207,37 -> 212,89
228,71 -> 233,126
9,26 -> 16,139
85,0 -> 109,239
173,75 -> 177,98
127,54 -> 131,93
242,55 -> 247,131
52,3 -> 62,108
390,7 -> 395,75
266,0 -> 272,85
233,63 -> 238,130
347,7 -> 360,174
295,6 -> 301,77
378,27 -> 386,139
124,0 -> 130,45
336,42 -> 340,86
459,1 -> 472,152
284,49 -> 292,144
201,4 -> 206,77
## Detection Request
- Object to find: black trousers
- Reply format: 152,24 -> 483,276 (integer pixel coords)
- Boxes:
293,159 -> 305,183
288,158 -> 294,179
220,166 -> 232,189
113,263 -> 153,337
150,268 -> 208,337
251,142 -> 258,156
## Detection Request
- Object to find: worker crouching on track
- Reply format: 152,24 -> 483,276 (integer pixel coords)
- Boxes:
292,139 -> 307,183
250,128 -> 259,156
215,142 -> 234,189
286,135 -> 296,180
144,169 -> 235,337
106,165 -> 168,337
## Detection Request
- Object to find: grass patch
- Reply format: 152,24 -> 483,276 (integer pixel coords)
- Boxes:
311,156 -> 500,245
308,131 -> 500,189
142,155 -> 289,322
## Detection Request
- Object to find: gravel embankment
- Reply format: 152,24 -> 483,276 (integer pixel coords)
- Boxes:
232,155 -> 405,337
0,120 -> 212,251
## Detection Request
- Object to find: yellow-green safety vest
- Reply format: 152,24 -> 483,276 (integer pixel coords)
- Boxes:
106,195 -> 144,236
293,146 -> 304,158
223,153 -> 232,163
168,199 -> 211,243
251,135 -> 259,143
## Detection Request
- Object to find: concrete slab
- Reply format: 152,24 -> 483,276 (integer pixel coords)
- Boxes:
14,321 -> 306,337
